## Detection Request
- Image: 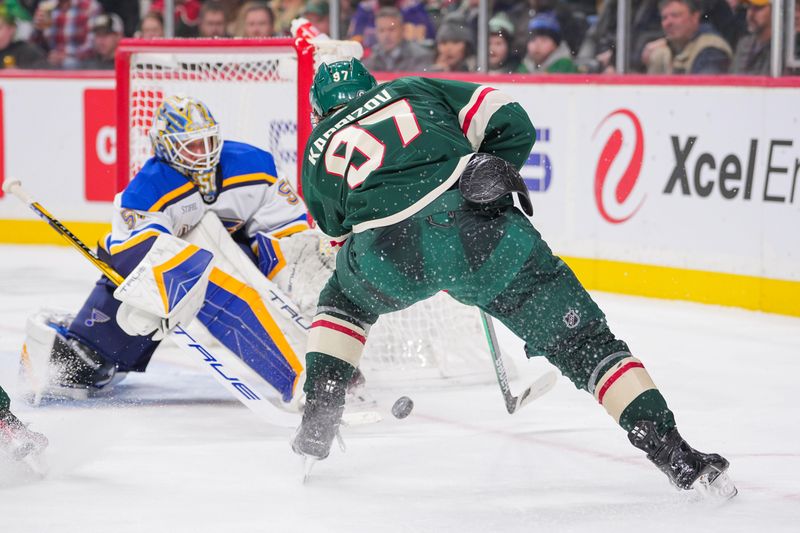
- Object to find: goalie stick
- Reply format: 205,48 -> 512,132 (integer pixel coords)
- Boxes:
479,310 -> 557,414
2,180 -> 303,427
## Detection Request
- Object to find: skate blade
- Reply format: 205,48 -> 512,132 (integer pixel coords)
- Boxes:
694,470 -> 738,501
302,457 -> 318,484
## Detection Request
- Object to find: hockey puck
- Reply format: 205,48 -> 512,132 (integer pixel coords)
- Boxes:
391,396 -> 414,419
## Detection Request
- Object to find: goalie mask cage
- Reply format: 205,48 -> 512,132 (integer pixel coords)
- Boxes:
115,38 -> 505,385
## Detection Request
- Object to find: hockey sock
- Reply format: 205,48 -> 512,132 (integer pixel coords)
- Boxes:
592,355 -> 676,434
304,352 -> 356,401
619,389 -> 676,434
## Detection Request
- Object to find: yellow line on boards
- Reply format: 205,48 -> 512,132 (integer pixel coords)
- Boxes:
0,219 -> 797,318
562,256 -> 800,318
0,219 -> 109,248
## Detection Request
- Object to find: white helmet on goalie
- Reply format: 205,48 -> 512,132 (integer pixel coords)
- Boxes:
149,96 -> 223,198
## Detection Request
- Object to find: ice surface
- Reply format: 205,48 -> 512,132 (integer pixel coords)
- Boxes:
1,245 -> 798,532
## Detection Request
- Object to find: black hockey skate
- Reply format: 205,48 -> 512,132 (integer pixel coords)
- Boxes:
292,374 -> 347,482
22,311 -> 121,402
50,334 -> 118,393
628,420 -> 737,500
0,410 -> 48,463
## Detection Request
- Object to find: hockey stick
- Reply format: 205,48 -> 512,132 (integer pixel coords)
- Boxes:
479,310 -> 557,414
3,180 -> 302,428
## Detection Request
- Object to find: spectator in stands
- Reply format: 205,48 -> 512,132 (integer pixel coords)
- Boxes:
579,0 -> 738,73
577,0 -> 664,73
198,1 -> 228,38
443,0 -> 479,44
644,0 -> 732,74
81,12 -> 121,69
428,12 -> 475,72
150,0 -> 201,37
505,0 -> 589,59
98,0 -> 139,37
271,0 -> 305,36
303,1 -> 330,37
731,0 -> 771,74
137,11 -> 164,39
518,12 -> 578,73
487,12 -> 519,74
349,0 -> 436,50
0,4 -> 46,68
234,1 -> 274,38
363,6 -> 434,72
30,0 -> 102,69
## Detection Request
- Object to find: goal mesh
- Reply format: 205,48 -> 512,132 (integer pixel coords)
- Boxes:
117,39 -> 501,384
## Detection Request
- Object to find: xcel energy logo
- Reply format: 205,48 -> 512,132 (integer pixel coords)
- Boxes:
593,109 -> 645,224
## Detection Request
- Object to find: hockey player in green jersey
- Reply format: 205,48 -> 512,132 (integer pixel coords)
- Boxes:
0,384 -> 48,462
293,58 -> 736,498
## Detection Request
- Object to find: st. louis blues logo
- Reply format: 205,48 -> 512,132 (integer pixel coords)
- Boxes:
121,209 -> 143,230
85,308 -> 111,327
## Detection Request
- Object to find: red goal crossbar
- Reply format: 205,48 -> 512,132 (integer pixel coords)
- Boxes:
115,38 -> 315,196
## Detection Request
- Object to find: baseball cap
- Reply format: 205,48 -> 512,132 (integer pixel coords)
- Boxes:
90,13 -> 124,34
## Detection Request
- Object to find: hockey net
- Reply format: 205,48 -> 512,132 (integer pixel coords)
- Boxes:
116,38 -> 503,385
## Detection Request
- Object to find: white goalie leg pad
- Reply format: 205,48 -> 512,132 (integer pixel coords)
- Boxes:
183,212 -> 308,404
21,310 -> 61,404
183,212 -> 311,344
114,233 -> 214,341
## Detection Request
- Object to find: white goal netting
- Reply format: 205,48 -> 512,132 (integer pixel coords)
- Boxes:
119,39 -> 503,384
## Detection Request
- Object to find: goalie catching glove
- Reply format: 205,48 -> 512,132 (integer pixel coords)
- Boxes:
253,229 -> 337,318
114,234 -> 214,340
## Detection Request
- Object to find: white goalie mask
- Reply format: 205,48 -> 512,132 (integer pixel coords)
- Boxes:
149,96 -> 224,178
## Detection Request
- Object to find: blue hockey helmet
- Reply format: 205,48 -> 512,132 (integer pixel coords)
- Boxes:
149,95 -> 223,175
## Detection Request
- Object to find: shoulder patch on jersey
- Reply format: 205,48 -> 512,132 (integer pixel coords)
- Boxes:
120,208 -> 145,230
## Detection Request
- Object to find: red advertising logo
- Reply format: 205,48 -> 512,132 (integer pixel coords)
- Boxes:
84,89 -> 117,201
592,109 -> 645,224
0,89 -> 5,199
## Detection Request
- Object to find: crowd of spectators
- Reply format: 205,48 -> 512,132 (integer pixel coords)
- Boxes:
0,0 -> 798,75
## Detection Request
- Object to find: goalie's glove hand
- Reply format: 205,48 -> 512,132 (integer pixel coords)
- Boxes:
254,230 -> 337,318
113,234 -> 214,341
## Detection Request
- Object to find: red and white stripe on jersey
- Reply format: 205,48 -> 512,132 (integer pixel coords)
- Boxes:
593,356 -> 657,423
306,313 -> 368,367
458,86 -> 514,151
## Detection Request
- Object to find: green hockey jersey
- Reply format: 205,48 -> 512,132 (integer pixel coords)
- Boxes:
301,77 -> 536,239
